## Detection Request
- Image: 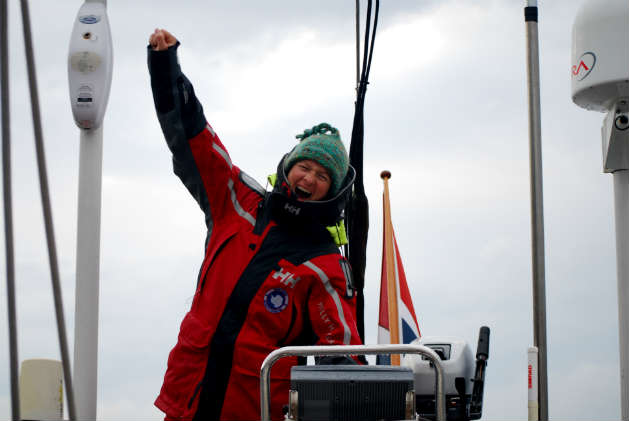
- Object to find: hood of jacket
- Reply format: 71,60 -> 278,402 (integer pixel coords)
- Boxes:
267,153 -> 356,228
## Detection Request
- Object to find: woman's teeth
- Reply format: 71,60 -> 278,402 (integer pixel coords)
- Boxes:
295,186 -> 312,198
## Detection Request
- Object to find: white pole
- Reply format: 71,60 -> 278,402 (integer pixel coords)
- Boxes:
613,170 -> 629,419
73,127 -> 103,420
69,0 -> 111,417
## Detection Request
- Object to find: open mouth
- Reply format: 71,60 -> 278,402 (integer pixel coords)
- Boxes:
294,186 -> 312,200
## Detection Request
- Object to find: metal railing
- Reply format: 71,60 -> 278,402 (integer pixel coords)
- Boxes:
260,343 -> 446,421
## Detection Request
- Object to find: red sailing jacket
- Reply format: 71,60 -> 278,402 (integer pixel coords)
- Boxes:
148,43 -> 362,421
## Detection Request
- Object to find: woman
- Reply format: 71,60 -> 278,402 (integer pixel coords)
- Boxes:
148,29 -> 362,420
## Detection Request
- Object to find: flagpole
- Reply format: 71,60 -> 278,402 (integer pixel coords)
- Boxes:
381,170 -> 400,365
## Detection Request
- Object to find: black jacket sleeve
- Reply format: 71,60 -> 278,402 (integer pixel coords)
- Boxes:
147,42 -> 212,225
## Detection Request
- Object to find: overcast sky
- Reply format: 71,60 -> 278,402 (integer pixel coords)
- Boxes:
0,0 -> 622,419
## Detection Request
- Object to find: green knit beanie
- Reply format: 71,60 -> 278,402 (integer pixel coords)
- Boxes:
284,123 -> 349,196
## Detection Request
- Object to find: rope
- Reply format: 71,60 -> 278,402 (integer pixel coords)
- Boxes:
2,0 -> 21,418
363,1 -> 379,96
19,1 -> 76,418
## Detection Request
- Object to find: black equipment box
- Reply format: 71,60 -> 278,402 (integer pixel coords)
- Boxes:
289,365 -> 415,421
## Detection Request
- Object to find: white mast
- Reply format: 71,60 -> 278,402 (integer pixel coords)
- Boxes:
572,0 -> 629,418
68,0 -> 113,419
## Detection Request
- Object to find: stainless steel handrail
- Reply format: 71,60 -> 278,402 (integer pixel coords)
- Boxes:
260,343 -> 446,421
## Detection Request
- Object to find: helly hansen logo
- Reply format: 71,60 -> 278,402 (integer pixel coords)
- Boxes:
284,203 -> 301,215
272,267 -> 301,288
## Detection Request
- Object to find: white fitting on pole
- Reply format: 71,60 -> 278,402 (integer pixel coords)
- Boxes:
19,359 -> 63,420
528,347 -> 539,421
68,1 -> 112,130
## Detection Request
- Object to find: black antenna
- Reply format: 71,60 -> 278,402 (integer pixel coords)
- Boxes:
470,326 -> 490,419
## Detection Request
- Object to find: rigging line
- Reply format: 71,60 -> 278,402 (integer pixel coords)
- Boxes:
355,0 -> 360,89
1,0 -> 21,419
356,0 -> 378,106
347,0 -> 376,242
354,0 -> 378,134
347,0 -> 366,259
19,1 -> 77,419
363,0 -> 379,93
359,0 -> 372,88
351,0 -> 374,194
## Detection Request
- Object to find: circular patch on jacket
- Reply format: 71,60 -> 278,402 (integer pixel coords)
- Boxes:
264,288 -> 288,313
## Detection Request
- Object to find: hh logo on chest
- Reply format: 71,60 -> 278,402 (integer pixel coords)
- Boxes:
272,267 -> 301,288
284,203 -> 301,215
